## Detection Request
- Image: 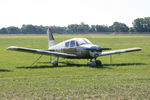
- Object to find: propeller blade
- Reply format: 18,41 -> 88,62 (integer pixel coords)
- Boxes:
100,48 -> 112,50
86,47 -> 112,51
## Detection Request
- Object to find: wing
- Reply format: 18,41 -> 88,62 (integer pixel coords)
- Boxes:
7,46 -> 76,57
100,48 -> 142,56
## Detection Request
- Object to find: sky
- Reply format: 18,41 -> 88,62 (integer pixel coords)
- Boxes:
0,0 -> 150,28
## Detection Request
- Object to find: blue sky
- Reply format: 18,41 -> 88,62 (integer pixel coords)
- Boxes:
0,0 -> 149,28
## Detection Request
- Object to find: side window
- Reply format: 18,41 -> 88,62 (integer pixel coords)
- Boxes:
76,41 -> 79,46
70,40 -> 75,47
65,41 -> 69,47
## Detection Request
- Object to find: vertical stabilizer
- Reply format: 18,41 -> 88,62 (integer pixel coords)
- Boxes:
47,27 -> 56,48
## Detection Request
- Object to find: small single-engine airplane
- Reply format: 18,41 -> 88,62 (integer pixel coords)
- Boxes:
7,28 -> 142,66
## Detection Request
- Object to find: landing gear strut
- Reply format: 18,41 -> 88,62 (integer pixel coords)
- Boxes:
51,56 -> 59,66
87,59 -> 102,67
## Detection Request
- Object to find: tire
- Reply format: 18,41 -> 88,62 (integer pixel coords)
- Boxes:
95,60 -> 102,65
95,60 -> 103,67
51,61 -> 59,66
87,61 -> 96,67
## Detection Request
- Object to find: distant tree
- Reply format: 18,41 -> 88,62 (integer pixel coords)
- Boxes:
144,17 -> 150,31
129,27 -> 135,32
35,25 -> 47,34
133,17 -> 150,32
2,19 -> 150,34
21,24 -> 46,34
132,18 -> 145,32
67,24 -> 79,33
67,22 -> 90,33
7,26 -> 20,34
89,25 -> 96,32
51,26 -> 66,34
0,28 -> 8,34
95,25 -> 112,32
110,22 -> 129,32
77,22 -> 90,33
21,25 -> 36,34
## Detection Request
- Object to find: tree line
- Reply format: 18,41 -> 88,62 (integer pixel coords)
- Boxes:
0,17 -> 150,34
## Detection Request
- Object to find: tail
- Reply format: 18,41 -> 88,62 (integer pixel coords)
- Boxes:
47,27 -> 56,48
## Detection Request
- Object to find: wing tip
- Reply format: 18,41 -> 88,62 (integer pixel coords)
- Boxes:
124,47 -> 142,52
7,46 -> 18,50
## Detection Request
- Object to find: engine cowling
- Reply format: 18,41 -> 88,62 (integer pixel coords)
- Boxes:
89,51 -> 101,58
88,46 -> 110,58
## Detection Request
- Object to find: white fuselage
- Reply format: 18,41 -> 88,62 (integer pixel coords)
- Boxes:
48,38 -> 102,59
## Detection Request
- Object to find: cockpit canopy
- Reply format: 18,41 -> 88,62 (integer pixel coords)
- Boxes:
65,38 -> 92,47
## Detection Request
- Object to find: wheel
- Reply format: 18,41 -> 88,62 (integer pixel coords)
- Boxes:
95,60 -> 102,65
87,61 -> 96,67
95,60 -> 103,67
51,61 -> 59,66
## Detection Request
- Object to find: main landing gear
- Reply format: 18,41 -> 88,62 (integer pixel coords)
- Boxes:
87,59 -> 102,67
51,56 -> 59,66
50,56 -> 102,67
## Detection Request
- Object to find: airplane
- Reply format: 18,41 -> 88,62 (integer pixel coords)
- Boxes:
7,28 -> 142,67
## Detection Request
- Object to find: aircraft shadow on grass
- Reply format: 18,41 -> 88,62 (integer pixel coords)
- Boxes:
103,63 -> 146,67
0,69 -> 12,72
16,62 -> 146,69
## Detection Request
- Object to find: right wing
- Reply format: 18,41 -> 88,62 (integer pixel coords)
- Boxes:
100,48 -> 142,56
7,46 -> 76,57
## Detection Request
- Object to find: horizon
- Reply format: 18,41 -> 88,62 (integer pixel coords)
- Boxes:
0,21 -> 143,29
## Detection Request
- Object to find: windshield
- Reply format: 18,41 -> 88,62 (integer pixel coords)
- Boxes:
77,38 -> 92,45
65,40 -> 79,47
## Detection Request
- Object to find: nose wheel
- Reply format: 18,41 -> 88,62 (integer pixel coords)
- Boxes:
87,59 -> 102,67
95,60 -> 102,65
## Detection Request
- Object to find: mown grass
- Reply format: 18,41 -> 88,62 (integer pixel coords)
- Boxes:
0,34 -> 150,100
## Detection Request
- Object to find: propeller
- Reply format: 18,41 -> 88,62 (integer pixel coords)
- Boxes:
87,46 -> 112,58
86,46 -> 111,52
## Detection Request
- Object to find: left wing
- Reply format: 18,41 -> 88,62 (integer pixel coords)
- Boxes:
100,48 -> 142,56
7,46 -> 76,57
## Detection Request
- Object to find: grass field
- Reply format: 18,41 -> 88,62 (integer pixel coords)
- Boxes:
0,34 -> 150,100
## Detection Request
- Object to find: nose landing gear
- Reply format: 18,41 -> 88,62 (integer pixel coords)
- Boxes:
87,59 -> 103,67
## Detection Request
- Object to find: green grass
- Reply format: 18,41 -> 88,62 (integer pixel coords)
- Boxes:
0,34 -> 150,100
